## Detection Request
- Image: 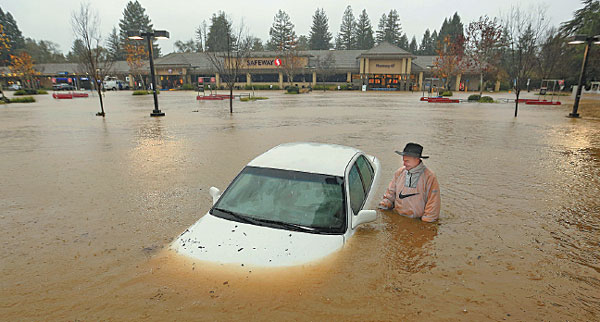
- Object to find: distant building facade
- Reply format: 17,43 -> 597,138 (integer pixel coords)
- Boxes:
0,42 -> 491,91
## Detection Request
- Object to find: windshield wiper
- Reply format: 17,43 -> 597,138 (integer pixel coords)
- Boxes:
213,208 -> 321,233
212,207 -> 260,225
250,217 -> 319,233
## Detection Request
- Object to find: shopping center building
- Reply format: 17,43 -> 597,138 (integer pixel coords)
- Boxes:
152,42 -> 444,91
1,42 -> 491,91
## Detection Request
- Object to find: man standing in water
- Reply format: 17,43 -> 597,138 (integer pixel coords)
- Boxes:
379,143 -> 440,222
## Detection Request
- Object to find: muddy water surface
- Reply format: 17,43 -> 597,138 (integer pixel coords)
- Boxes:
1,90 -> 599,321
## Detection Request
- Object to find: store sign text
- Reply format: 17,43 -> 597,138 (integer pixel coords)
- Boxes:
376,64 -> 395,68
246,59 -> 277,67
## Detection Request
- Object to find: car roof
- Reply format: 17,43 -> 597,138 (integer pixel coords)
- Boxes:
247,142 -> 361,176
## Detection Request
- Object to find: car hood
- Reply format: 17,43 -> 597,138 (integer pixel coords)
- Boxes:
170,213 -> 344,267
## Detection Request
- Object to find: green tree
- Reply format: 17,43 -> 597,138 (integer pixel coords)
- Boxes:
297,35 -> 309,50
267,10 -> 296,51
20,38 -> 66,63
174,39 -> 199,53
0,8 -> 24,65
336,5 -> 356,49
355,9 -> 374,50
398,34 -> 409,50
560,0 -> 600,84
267,10 -> 301,84
0,24 -> 10,60
376,14 -> 386,44
536,27 -> 572,80
408,36 -> 418,54
249,37 -> 264,51
66,39 -> 86,62
385,10 -> 403,46
376,10 -> 403,46
118,0 -> 160,58
560,0 -> 600,35
206,11 -> 235,52
419,29 -> 429,54
419,29 -> 437,54
438,12 -> 464,50
309,8 -> 332,50
106,27 -> 123,60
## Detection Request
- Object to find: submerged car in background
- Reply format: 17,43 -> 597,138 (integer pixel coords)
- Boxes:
171,142 -> 381,267
103,79 -> 129,90
52,83 -> 76,91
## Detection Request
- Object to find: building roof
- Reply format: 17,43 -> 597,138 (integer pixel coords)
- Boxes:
155,52 -> 216,71
248,142 -> 360,177
358,42 -> 414,58
242,50 -> 312,58
411,56 -> 437,72
305,50 -> 362,70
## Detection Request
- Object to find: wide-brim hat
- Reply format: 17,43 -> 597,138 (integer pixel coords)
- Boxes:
395,142 -> 429,159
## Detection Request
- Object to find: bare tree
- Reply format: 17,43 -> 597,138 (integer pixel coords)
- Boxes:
501,6 -> 548,117
465,16 -> 503,97
314,51 -> 336,91
71,2 -> 113,117
206,20 -> 252,113
280,37 -> 304,87
195,20 -> 207,52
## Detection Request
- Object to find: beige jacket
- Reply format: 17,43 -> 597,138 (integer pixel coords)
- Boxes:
379,164 -> 441,222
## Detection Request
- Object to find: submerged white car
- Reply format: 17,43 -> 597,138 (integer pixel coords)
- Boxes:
171,142 -> 381,267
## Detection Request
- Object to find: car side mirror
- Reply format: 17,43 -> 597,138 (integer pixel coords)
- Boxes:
209,187 -> 221,205
352,210 -> 377,229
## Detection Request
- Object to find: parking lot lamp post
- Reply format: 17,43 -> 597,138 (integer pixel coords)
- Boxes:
567,34 -> 600,118
127,30 -> 170,117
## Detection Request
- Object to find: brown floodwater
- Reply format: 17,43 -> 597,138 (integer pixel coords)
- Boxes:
1,90 -> 599,321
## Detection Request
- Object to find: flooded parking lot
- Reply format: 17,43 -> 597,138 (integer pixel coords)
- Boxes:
1,90 -> 599,321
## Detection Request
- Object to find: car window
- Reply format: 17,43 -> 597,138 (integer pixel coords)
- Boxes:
356,155 -> 374,193
213,167 -> 346,233
348,164 -> 365,215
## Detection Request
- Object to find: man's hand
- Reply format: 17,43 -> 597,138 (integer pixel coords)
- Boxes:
378,199 -> 392,210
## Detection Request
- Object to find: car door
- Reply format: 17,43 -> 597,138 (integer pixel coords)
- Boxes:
345,154 -> 377,236
347,162 -> 366,217
355,154 -> 375,200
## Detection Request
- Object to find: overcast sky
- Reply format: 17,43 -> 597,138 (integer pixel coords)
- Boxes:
2,0 -> 583,55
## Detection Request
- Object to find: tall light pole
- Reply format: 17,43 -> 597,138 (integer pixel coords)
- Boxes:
567,34 -> 600,118
127,30 -> 170,117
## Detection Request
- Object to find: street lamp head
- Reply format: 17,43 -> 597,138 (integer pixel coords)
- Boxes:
127,30 -> 144,40
594,35 -> 600,45
568,34 -> 590,45
153,30 -> 170,39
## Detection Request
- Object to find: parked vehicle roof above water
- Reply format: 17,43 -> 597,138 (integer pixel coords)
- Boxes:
248,142 -> 361,176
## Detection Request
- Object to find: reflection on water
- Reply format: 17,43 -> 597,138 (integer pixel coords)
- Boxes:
0,91 -> 599,320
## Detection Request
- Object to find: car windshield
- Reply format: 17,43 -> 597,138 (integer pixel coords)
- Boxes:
212,166 -> 346,234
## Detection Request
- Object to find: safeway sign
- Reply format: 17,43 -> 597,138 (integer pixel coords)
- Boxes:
241,57 -> 283,69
